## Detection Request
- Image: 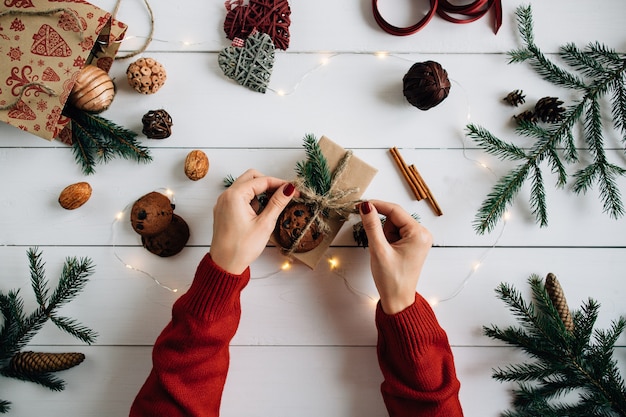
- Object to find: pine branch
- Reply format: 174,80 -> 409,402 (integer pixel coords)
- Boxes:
468,5 -> 626,234
27,247 -> 48,307
295,134 -> 332,195
484,275 -> 626,416
0,249 -> 97,408
50,315 -> 97,345
63,105 -> 152,175
0,400 -> 10,414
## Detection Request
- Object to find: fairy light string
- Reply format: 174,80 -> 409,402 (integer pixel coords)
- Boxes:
102,31 -> 508,304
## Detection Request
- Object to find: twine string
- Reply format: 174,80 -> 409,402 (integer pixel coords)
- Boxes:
0,83 -> 58,111
283,150 -> 360,257
112,0 -> 155,60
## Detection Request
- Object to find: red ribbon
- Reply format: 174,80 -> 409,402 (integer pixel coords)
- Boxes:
372,0 -> 502,36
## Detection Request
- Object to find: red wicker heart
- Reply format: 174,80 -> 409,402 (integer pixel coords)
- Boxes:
224,0 -> 291,50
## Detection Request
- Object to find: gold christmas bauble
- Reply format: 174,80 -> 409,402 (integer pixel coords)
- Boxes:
126,58 -> 167,94
69,65 -> 115,113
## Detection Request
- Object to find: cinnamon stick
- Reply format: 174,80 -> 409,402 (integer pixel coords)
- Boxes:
409,164 -> 443,216
389,148 -> 424,200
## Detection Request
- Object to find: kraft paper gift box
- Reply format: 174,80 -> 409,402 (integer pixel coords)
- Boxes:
0,0 -> 127,141
271,135 -> 378,269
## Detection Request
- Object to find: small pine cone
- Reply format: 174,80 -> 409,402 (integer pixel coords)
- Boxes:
503,89 -> 525,106
10,352 -> 85,374
513,110 -> 538,124
352,221 -> 369,248
535,96 -> 565,123
544,273 -> 574,332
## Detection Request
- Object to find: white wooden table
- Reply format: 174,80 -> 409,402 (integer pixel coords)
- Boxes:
1,1 -> 625,415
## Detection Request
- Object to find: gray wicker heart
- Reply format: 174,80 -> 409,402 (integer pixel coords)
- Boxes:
218,31 -> 275,93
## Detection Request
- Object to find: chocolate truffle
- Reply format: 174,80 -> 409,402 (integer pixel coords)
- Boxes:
142,214 -> 190,257
274,202 -> 324,253
130,191 -> 173,236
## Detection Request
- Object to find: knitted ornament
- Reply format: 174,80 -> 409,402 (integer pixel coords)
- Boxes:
224,0 -> 291,50
69,65 -> 116,113
544,273 -> 574,332
10,352 -> 85,374
403,61 -> 451,110
218,31 -> 275,93
126,58 -> 167,94
142,109 -> 173,139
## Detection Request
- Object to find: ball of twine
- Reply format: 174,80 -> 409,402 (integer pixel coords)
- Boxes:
402,61 -> 451,110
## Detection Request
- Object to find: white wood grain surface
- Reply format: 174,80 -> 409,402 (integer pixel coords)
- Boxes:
1,0 -> 625,416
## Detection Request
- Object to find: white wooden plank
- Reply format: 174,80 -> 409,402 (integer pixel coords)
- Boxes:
3,344 -> 623,417
3,52 -> 621,150
1,145 -> 625,246
84,0 -> 626,54
2,246 -> 624,347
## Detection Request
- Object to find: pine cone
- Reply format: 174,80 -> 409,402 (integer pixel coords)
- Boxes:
513,110 -> 538,124
544,273 -> 574,332
503,89 -> 525,106
352,221 -> 369,248
10,352 -> 85,374
535,96 -> 565,123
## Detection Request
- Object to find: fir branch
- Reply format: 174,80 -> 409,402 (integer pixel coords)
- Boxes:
484,275 -> 626,416
295,134 -> 332,195
63,105 -> 152,175
223,174 -> 236,188
50,315 -> 97,345
468,5 -> 626,234
0,249 -> 97,408
47,256 -> 95,312
0,368 -> 65,391
27,247 -> 48,307
0,400 -> 10,414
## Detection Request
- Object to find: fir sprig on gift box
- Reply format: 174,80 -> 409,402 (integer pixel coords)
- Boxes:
295,133 -> 333,196
63,105 -> 152,175
0,248 -> 97,413
483,274 -> 626,416
466,4 -> 626,234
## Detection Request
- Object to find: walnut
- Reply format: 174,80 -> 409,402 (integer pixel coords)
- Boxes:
184,150 -> 209,181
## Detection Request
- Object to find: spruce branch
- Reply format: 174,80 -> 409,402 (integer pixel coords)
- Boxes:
0,249 -> 97,412
295,133 -> 332,195
62,105 -> 152,175
484,275 -> 626,416
467,5 -> 626,234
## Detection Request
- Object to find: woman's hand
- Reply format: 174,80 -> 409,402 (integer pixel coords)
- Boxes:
210,169 -> 296,275
358,200 -> 433,314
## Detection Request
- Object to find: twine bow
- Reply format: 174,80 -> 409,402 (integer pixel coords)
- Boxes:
283,150 -> 361,256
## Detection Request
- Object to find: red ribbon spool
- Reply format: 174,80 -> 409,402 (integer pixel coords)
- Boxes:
372,0 -> 502,36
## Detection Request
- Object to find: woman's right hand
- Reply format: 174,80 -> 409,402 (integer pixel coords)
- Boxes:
357,200 -> 433,315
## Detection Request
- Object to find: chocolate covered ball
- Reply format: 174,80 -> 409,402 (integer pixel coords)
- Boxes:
142,214 -> 190,257
274,202 -> 324,253
402,61 -> 450,110
130,192 -> 173,236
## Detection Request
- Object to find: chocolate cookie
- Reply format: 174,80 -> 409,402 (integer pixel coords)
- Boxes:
274,202 -> 324,253
142,214 -> 190,257
130,191 -> 174,236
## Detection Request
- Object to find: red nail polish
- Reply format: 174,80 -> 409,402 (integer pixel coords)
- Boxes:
360,201 -> 371,214
283,183 -> 295,196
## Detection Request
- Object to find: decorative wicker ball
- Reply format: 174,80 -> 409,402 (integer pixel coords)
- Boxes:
402,61 -> 451,110
142,109 -> 173,139
126,58 -> 167,94
69,65 -> 115,113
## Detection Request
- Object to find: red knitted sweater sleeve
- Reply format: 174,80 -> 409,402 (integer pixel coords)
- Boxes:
129,253 -> 249,417
375,293 -> 464,417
